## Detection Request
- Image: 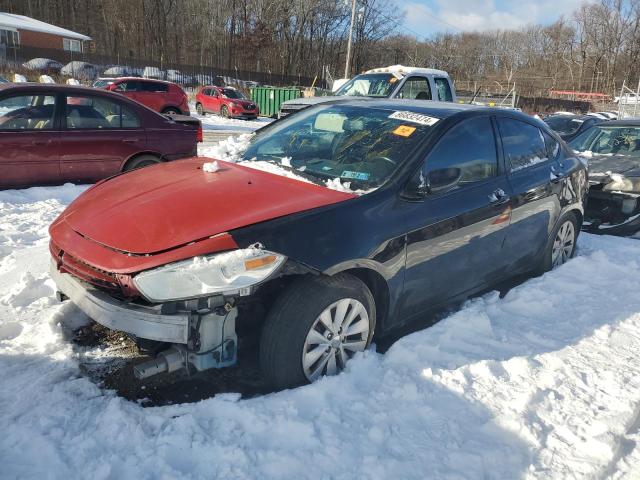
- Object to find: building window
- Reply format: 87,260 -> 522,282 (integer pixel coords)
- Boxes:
63,38 -> 82,52
0,29 -> 19,47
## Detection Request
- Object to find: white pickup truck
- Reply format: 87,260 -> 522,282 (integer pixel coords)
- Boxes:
279,65 -> 457,117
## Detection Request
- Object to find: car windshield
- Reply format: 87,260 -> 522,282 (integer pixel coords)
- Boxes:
242,104 -> 435,190
334,73 -> 399,97
221,88 -> 245,99
544,116 -> 584,135
570,125 -> 640,157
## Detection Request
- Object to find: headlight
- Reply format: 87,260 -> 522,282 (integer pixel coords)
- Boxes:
133,247 -> 286,302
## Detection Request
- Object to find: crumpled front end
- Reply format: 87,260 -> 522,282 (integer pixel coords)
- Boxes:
584,172 -> 640,235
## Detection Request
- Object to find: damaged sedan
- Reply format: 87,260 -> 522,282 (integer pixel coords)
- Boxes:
569,120 -> 640,235
50,100 -> 587,390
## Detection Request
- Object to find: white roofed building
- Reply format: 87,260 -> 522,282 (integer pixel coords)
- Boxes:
0,12 -> 90,54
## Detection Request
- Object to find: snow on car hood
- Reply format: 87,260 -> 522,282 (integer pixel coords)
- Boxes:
56,157 -> 355,255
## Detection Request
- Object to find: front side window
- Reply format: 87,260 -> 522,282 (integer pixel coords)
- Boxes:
498,118 -> 548,171
116,81 -> 139,92
334,73 -> 399,97
543,131 -> 560,160
66,96 -> 140,129
0,95 -> 55,130
398,77 -> 432,100
570,126 -> 640,157
243,105 -> 437,190
434,78 -> 453,102
419,116 -> 498,193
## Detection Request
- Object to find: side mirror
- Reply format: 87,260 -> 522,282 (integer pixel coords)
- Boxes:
404,167 -> 462,198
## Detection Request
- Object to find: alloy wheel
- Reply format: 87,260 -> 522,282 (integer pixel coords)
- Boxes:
301,298 -> 370,382
551,220 -> 575,268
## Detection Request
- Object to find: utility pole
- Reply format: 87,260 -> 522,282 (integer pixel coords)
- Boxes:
344,0 -> 357,78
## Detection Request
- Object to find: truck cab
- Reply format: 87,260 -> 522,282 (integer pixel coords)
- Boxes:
279,65 -> 456,117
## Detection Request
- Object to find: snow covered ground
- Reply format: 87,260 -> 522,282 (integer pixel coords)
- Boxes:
2,184 -> 640,479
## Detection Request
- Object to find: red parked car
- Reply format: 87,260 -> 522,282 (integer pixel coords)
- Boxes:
0,84 -> 202,189
195,86 -> 259,119
105,78 -> 190,116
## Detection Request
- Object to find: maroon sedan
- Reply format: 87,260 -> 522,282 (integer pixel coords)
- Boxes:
0,84 -> 202,189
195,86 -> 259,119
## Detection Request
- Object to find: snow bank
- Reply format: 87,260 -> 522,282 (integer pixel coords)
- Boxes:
2,185 -> 640,477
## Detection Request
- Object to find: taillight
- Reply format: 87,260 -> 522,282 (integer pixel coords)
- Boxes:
196,124 -> 203,143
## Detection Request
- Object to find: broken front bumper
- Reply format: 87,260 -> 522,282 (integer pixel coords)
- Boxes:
583,188 -> 640,236
50,261 -> 190,344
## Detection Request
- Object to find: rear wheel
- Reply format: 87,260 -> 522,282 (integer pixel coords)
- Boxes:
220,105 -> 230,118
162,107 -> 181,115
540,212 -> 578,272
196,103 -> 204,116
123,154 -> 161,172
260,274 -> 375,390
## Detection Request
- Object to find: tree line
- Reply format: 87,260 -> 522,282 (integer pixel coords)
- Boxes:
0,0 -> 638,95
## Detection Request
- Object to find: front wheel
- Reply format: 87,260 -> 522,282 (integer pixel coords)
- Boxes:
540,212 -> 578,272
260,274 -> 375,390
195,103 -> 204,116
220,105 -> 230,118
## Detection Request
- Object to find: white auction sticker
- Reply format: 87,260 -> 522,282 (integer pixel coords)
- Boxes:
388,111 -> 440,126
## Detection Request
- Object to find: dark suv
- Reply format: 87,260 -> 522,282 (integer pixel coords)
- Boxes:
51,101 -> 588,390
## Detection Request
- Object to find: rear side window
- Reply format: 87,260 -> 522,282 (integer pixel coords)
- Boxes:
0,94 -> 56,130
398,76 -> 432,100
423,116 -> 498,191
202,88 -> 210,96
66,95 -> 140,129
140,81 -> 168,93
542,131 -> 560,159
434,78 -> 453,102
498,118 -> 548,172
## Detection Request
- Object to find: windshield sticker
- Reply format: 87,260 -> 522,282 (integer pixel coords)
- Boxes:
393,125 -> 416,137
389,111 -> 439,126
341,171 -> 370,181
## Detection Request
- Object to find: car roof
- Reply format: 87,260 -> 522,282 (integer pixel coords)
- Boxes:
113,77 -> 172,84
0,83 -> 102,94
319,98 -> 534,122
590,119 -> 640,127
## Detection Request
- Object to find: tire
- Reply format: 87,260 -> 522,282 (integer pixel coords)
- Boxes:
123,154 -> 161,172
162,107 -> 181,115
539,211 -> 579,273
220,105 -> 230,118
196,103 -> 204,116
260,273 -> 376,390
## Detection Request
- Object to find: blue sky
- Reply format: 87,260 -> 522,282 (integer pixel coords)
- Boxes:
400,0 -> 586,37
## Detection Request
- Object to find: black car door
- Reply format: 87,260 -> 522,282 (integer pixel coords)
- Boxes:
498,117 -> 563,270
398,115 -> 513,323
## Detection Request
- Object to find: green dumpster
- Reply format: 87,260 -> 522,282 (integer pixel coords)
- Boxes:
250,87 -> 300,117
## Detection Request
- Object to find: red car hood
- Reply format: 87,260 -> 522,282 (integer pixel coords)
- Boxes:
57,158 -> 355,255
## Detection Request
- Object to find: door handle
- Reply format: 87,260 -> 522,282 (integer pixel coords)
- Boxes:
488,188 -> 509,205
32,139 -> 51,146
